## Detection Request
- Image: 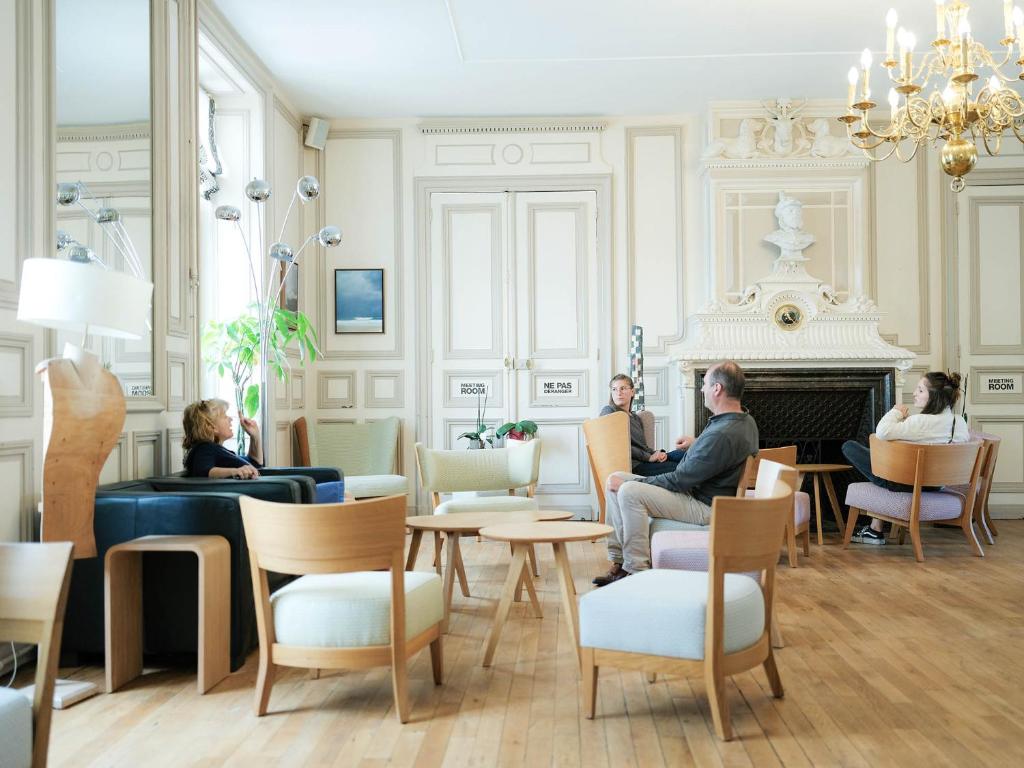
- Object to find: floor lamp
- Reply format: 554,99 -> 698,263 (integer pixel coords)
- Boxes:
17,253 -> 153,708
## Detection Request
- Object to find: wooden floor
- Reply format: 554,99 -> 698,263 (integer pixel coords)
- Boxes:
43,521 -> 1024,767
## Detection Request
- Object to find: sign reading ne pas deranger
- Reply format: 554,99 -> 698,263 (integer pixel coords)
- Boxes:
542,380 -> 576,396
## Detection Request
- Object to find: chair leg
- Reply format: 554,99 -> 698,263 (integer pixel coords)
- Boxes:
391,654 -> 410,724
763,649 -> 785,699
842,506 -> 860,548
908,522 -> 925,562
646,672 -> 657,683
962,516 -> 985,558
430,635 -> 444,685
785,521 -> 798,568
309,668 -> 320,680
896,525 -> 906,546
433,532 -> 443,573
254,652 -> 275,716
770,620 -> 785,649
581,647 -> 598,719
705,664 -> 732,741
801,528 -> 810,557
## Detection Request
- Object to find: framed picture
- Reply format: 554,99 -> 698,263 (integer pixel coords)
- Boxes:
335,268 -> 384,334
279,261 -> 299,314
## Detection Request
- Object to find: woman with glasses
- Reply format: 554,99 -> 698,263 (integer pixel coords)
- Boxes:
599,374 -> 684,477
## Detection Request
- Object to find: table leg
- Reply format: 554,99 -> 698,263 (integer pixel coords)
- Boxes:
454,539 -> 470,597
483,544 -> 531,667
519,558 -> 542,619
406,529 -> 423,571
552,542 -> 580,662
441,532 -> 460,634
105,551 -> 143,693
812,472 -> 824,546
822,473 -> 846,536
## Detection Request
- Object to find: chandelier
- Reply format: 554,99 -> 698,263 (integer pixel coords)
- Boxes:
842,1 -> 1024,191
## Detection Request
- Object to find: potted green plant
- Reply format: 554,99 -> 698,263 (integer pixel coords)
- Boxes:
496,419 -> 538,445
202,304 -> 321,451
457,393 -> 491,449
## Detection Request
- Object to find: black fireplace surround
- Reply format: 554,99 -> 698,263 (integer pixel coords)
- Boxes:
694,367 -> 897,524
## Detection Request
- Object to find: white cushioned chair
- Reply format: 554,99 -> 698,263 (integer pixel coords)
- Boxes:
0,542 -> 74,768
415,441 -> 542,589
294,416 -> 407,499
579,478 -> 793,741
239,494 -> 443,723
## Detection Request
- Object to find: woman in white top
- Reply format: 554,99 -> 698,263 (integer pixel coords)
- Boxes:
843,371 -> 968,544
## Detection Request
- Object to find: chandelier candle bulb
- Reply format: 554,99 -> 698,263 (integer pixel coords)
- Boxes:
861,49 -> 873,98
848,67 -> 859,107
1006,0 -> 1014,38
937,0 -> 946,40
887,9 -> 898,61
888,88 -> 900,113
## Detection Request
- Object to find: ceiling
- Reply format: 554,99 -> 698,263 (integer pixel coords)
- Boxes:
210,0 -> 1014,118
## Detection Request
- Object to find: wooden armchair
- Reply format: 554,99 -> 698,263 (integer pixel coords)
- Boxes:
579,479 -> 793,741
0,542 -> 74,768
735,446 -> 811,567
239,494 -> 443,722
582,411 -> 631,524
943,431 -> 1002,545
843,436 -> 984,561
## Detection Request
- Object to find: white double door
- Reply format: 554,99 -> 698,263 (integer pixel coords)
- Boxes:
428,190 -> 602,518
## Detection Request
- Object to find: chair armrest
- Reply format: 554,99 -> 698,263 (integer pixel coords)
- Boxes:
259,466 -> 342,484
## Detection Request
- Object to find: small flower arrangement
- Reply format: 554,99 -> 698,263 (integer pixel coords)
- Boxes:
457,393 -> 492,448
496,419 -> 538,441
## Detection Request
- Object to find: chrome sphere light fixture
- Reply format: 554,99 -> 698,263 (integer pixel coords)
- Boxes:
842,1 -> 1024,191
215,176 -> 342,442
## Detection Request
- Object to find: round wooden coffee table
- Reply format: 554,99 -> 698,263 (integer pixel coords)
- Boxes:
405,510 -> 573,632
795,463 -> 851,544
478,521 -> 612,667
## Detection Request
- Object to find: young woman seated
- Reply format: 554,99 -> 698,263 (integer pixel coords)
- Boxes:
842,371 -> 969,545
599,374 -> 685,478
182,398 -> 263,479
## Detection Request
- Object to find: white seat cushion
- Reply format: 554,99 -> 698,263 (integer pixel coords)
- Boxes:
344,474 -> 408,498
271,571 -> 443,647
579,569 -> 765,660
434,495 -> 538,515
0,686 -> 32,768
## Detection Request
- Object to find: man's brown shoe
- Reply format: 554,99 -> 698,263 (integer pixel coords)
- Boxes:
593,564 -> 630,587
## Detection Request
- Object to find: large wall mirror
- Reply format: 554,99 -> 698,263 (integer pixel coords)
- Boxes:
54,0 -> 162,409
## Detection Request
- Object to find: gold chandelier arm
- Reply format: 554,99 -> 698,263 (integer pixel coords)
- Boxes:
892,137 -> 923,163
857,140 -> 902,160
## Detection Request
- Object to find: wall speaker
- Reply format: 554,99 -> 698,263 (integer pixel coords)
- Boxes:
304,117 -> 329,150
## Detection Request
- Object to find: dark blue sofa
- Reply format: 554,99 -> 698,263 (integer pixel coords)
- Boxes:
62,467 -> 342,672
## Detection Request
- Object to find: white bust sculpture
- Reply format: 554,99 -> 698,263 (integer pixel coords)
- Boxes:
764,191 -> 815,264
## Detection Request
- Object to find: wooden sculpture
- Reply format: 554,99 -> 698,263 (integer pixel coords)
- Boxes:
37,345 -> 126,558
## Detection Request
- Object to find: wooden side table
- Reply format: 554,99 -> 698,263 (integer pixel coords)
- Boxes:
104,535 -> 230,694
479,521 -> 612,668
405,510 -> 572,632
795,463 -> 851,545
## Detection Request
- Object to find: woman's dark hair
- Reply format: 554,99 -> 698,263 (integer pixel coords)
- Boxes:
607,373 -> 635,411
920,371 -> 962,415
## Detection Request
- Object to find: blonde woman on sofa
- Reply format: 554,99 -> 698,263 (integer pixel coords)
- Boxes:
182,398 -> 263,478
842,371 -> 969,545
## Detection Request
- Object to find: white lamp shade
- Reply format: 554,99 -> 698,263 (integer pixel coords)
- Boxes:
17,258 -> 153,340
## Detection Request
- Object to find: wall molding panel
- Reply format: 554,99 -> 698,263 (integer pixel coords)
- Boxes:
969,197 -> 1024,355
626,126 -> 686,355
317,370 -> 356,409
166,351 -> 189,411
0,440 -> 34,541
970,415 -> 1024,492
365,370 -> 404,408
131,430 -> 164,479
0,333 -> 33,416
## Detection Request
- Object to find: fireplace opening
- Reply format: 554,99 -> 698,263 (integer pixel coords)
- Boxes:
694,367 -> 897,525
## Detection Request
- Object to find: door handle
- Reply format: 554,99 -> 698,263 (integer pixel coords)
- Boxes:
504,355 -> 514,370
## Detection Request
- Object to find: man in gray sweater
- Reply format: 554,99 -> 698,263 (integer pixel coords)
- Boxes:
595,360 -> 759,586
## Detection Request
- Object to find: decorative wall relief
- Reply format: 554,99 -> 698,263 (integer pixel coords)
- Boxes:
703,99 -> 856,162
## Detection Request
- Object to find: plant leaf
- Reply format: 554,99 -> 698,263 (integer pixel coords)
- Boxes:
243,384 -> 260,418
